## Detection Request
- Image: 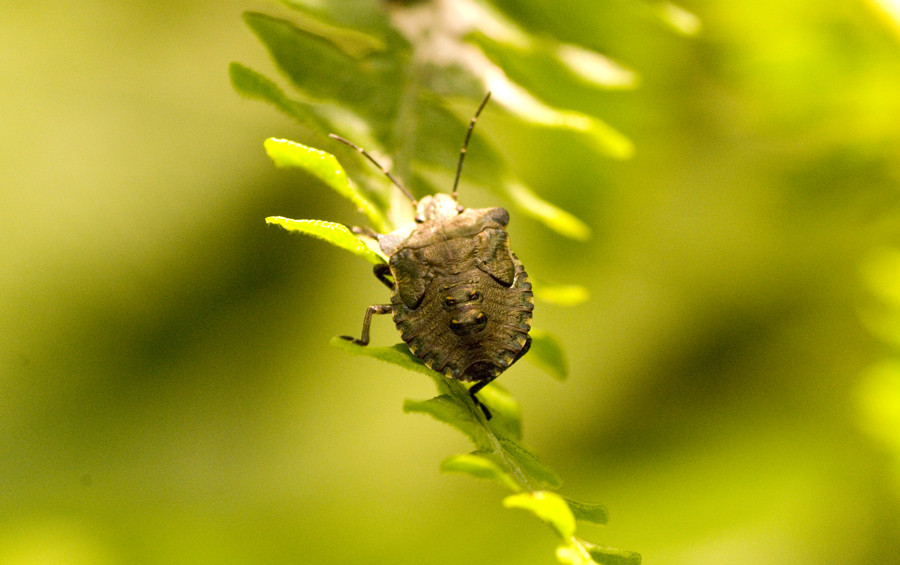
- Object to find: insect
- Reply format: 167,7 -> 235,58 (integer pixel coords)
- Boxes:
333,92 -> 533,419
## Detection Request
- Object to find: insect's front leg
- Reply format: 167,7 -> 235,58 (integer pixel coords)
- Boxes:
373,263 -> 393,289
340,304 -> 393,346
350,225 -> 381,239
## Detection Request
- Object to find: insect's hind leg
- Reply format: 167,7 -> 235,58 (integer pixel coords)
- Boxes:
468,377 -> 497,420
467,336 -> 532,420
340,304 -> 393,346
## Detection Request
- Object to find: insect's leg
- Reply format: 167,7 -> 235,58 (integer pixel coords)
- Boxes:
340,304 -> 393,346
351,225 -> 380,239
467,336 -> 532,420
373,263 -> 393,289
468,377 -> 497,420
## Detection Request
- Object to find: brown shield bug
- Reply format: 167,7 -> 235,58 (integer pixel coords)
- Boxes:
333,92 -> 533,419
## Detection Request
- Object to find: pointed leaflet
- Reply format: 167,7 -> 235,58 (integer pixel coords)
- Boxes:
270,3 -> 387,58
440,452 -> 520,492
329,339 -> 436,379
503,491 -> 576,539
331,339 -> 488,444
528,329 -> 569,381
564,498 -> 609,525
264,138 -> 388,232
331,338 -> 560,489
498,436 -> 562,489
403,395 -> 484,446
243,12 -> 377,103
555,545 -> 596,565
491,94 -> 633,161
502,180 -> 591,241
468,30 -> 637,99
230,62 -> 292,114
330,338 -> 523,441
276,0 -> 394,36
476,383 -> 522,441
265,218 -> 385,265
584,544 -> 643,565
229,63 -> 333,133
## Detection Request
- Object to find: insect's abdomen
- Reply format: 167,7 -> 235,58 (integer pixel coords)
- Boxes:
391,249 -> 533,382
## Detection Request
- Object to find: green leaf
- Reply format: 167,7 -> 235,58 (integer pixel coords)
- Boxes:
242,11 -> 403,132
440,452 -> 521,492
244,12 -> 374,103
264,138 -> 388,232
584,544 -> 642,565
229,62 -> 332,131
265,217 -> 386,265
278,0 -> 393,34
503,179 -> 592,241
527,329 -> 568,380
533,280 -> 590,307
555,544 -> 595,565
468,31 -> 637,101
496,102 -> 633,161
329,338 -> 436,379
272,5 -> 387,58
503,491 -> 576,539
332,340 -> 483,443
229,62 -> 289,112
403,395 -> 482,444
498,436 -> 562,489
330,337 -> 559,489
477,383 -> 522,441
555,43 -> 639,90
564,498 -> 609,525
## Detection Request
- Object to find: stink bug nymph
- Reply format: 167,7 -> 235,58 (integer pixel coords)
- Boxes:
333,92 -> 533,419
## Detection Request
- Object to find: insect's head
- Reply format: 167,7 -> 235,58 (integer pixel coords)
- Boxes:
415,193 -> 463,223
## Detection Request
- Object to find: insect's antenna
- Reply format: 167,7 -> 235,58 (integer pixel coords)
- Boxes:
451,91 -> 492,200
329,134 -> 417,204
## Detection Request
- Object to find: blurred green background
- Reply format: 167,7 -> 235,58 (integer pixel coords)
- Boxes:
4,1 -> 900,563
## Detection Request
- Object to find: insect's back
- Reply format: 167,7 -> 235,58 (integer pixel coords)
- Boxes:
388,207 -> 534,382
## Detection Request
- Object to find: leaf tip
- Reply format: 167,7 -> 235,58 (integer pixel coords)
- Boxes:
527,329 -> 569,381
503,491 -> 576,539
